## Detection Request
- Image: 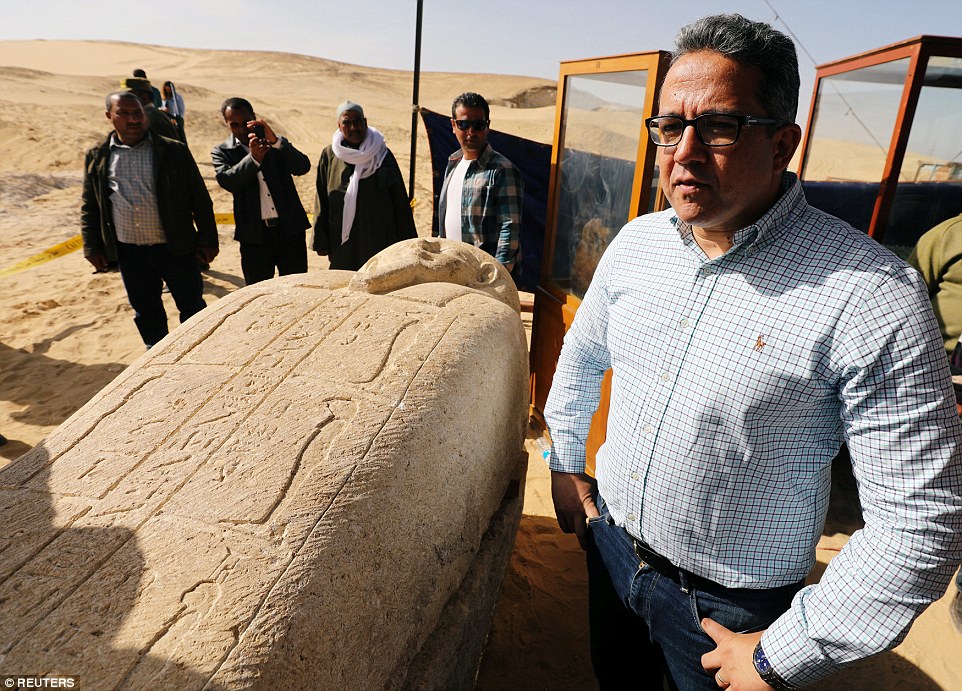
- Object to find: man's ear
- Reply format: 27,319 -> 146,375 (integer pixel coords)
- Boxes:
772,123 -> 802,174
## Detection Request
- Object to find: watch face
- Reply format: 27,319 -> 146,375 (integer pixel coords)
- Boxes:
754,644 -> 773,675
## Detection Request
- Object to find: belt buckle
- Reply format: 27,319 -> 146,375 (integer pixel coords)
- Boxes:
633,540 -> 689,592
632,540 -> 648,569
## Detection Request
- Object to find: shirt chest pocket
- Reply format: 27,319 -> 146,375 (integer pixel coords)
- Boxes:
465,180 -> 495,216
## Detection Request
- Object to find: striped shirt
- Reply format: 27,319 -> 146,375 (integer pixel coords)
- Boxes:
108,133 -> 166,245
544,173 -> 962,686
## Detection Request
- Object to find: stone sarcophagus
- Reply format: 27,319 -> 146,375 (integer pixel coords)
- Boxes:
0,239 -> 529,689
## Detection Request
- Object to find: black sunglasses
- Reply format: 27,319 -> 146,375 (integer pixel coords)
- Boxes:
453,119 -> 490,131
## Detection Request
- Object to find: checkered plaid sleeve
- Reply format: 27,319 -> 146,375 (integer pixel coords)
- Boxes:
493,163 -> 523,267
763,264 -> 962,686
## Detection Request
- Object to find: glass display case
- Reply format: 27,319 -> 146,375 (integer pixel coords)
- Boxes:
799,36 -> 962,250
530,51 -> 671,422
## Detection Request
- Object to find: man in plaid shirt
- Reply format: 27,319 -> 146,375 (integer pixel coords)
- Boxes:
435,92 -> 523,273
82,91 -> 218,348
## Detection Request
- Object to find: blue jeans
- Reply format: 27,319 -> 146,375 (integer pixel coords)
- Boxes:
586,495 -> 802,690
117,242 -> 206,347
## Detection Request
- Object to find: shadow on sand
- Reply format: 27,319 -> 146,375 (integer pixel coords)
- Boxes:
0,332 -> 126,428
0,442 -> 227,688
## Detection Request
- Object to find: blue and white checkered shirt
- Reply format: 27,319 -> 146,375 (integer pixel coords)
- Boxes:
544,173 -> 962,686
108,133 -> 166,245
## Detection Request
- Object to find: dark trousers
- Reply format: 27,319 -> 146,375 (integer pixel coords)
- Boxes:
586,494 -> 802,690
239,226 -> 308,285
116,242 -> 206,348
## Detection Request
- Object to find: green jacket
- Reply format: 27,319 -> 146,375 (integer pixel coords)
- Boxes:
81,133 -> 217,261
908,213 -> 962,354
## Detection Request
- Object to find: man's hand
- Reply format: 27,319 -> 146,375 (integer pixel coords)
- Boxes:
248,135 -> 271,163
550,470 -> 599,550
196,246 -> 218,264
248,118 -> 277,144
700,619 -> 770,689
86,254 -> 109,272
246,119 -> 277,163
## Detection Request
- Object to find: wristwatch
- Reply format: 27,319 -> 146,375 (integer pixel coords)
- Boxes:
753,642 -> 794,689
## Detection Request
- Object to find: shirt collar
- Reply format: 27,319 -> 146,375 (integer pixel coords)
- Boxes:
448,143 -> 493,167
110,131 -> 152,150
671,172 -> 804,255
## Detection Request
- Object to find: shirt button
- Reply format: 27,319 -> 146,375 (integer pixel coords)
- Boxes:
631,472 -> 640,481
703,266 -> 714,275
661,372 -> 671,382
627,514 -> 636,522
644,424 -> 653,435
679,318 -> 690,329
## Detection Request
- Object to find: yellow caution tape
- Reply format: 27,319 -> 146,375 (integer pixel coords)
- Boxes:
0,212 -> 318,277
0,235 -> 85,277
215,213 -> 315,224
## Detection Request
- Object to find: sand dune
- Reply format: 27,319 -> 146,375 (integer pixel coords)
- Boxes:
1,40 -> 959,690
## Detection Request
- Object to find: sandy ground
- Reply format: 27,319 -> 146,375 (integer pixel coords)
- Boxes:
1,40 -> 960,689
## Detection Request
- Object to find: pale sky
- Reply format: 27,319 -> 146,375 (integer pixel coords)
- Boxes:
2,0 -> 961,125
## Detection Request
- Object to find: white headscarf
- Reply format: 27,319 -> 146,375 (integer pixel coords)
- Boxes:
331,126 -> 388,244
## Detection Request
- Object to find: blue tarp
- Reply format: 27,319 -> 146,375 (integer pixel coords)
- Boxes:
419,107 -> 551,292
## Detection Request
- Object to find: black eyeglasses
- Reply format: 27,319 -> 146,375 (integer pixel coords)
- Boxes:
453,119 -> 490,132
645,113 -> 780,147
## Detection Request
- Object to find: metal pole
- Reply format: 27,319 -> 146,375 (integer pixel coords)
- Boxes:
408,0 -> 423,202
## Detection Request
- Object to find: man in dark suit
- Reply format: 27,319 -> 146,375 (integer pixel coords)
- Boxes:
212,97 -> 311,285
82,91 -> 218,348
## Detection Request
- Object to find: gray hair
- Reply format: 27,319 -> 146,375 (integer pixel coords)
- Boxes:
673,13 -> 799,126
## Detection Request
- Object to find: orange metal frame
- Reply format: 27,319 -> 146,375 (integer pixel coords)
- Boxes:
797,35 -> 962,241
529,51 -> 671,460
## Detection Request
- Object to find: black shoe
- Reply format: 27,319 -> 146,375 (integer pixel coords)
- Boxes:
951,589 -> 962,636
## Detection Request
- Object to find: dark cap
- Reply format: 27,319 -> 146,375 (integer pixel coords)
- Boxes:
122,77 -> 152,93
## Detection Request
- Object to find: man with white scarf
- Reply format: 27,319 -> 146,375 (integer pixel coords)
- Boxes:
312,101 -> 417,270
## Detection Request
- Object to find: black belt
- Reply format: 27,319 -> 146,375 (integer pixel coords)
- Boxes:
263,218 -> 282,228
632,539 -> 724,593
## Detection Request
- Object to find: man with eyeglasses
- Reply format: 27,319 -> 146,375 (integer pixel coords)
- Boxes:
544,13 -> 961,691
436,92 -> 523,273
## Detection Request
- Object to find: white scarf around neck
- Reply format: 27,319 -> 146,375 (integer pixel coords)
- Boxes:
331,127 -> 388,244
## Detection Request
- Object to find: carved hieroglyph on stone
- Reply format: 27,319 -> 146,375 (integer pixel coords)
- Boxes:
0,239 -> 529,690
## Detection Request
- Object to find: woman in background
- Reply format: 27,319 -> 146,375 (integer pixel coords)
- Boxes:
161,81 -> 187,143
